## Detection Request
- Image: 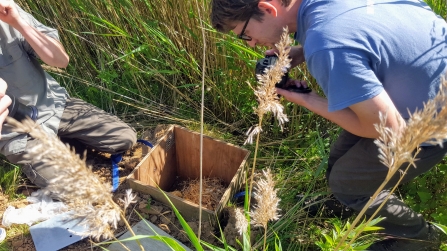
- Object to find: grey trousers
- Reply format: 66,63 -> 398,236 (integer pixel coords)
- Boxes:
327,130 -> 447,239
7,98 -> 137,187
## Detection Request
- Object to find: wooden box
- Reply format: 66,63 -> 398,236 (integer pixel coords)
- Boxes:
127,125 -> 250,221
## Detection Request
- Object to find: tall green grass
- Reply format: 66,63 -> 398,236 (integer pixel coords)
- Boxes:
16,0 -> 325,141
425,0 -> 446,19
0,161 -> 20,198
17,0 -> 267,133
10,0 -> 447,250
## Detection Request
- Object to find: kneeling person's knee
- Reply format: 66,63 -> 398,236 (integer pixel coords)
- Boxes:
112,127 -> 137,153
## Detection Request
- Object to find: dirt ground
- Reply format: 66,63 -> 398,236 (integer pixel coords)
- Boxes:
0,125 -> 243,251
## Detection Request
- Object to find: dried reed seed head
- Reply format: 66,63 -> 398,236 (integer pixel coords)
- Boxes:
375,77 -> 447,175
250,169 -> 281,228
245,27 -> 292,144
119,189 -> 138,211
244,125 -> 263,145
234,207 -> 249,236
7,118 -> 136,240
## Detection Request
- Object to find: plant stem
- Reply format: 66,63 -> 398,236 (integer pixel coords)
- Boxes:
336,148 -> 418,251
249,118 -> 263,207
112,236 -> 132,251
345,160 -> 416,249
193,0 -> 207,241
120,211 -> 145,251
335,178 -> 388,250
263,224 -> 268,251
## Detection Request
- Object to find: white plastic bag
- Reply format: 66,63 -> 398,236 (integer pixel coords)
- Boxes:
1,191 -> 67,227
0,228 -> 5,243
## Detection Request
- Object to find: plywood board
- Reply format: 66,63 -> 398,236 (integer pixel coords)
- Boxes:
130,127 -> 177,190
174,126 -> 249,184
107,219 -> 192,251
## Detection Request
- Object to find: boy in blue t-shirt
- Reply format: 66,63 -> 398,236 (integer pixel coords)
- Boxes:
211,0 -> 447,250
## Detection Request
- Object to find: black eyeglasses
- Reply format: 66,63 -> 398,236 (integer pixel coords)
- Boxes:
237,14 -> 252,41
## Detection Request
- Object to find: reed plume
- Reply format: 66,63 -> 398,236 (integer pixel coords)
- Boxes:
245,28 -> 291,219
375,77 -> 447,175
250,168 -> 280,250
244,27 -> 292,145
234,207 -> 248,236
6,118 -> 139,244
250,169 -> 280,227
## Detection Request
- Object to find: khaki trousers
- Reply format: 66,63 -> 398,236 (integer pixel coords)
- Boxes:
7,98 -> 137,187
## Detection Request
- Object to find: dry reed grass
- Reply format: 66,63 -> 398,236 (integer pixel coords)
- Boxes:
232,168 -> 280,250
251,168 -> 281,250
234,207 -> 248,235
250,169 -> 281,228
5,118 -> 139,244
244,27 -> 292,145
172,177 -> 226,211
242,29 -> 290,239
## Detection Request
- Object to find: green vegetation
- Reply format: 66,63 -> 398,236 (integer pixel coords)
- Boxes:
1,0 -> 446,250
0,160 -> 20,198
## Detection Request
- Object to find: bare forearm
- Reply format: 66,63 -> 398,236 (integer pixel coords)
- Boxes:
301,94 -> 381,138
13,19 -> 69,68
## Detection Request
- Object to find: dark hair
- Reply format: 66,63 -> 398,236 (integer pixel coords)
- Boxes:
211,0 -> 292,33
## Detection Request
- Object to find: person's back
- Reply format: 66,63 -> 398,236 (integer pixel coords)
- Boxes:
296,0 -> 447,117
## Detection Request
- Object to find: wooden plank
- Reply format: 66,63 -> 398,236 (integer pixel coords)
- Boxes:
174,126 -> 249,184
129,127 -> 177,190
216,156 -> 249,218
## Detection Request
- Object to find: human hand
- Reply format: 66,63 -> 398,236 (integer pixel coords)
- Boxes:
276,79 -> 315,105
265,45 -> 305,69
0,78 -> 11,133
0,0 -> 21,27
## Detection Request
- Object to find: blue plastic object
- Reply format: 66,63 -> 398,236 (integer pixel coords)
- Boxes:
110,153 -> 122,192
110,139 -> 153,192
137,139 -> 154,148
234,191 -> 246,199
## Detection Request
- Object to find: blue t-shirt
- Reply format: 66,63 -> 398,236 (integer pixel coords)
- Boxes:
295,0 -> 447,118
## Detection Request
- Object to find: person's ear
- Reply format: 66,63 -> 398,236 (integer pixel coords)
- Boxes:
258,1 -> 278,17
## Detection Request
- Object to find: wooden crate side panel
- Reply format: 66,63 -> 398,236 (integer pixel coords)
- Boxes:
134,128 -> 177,190
174,126 -> 250,185
215,159 -> 248,217
129,179 -> 215,222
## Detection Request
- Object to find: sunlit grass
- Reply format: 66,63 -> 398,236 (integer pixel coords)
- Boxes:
0,160 -> 21,198
8,0 -> 447,250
